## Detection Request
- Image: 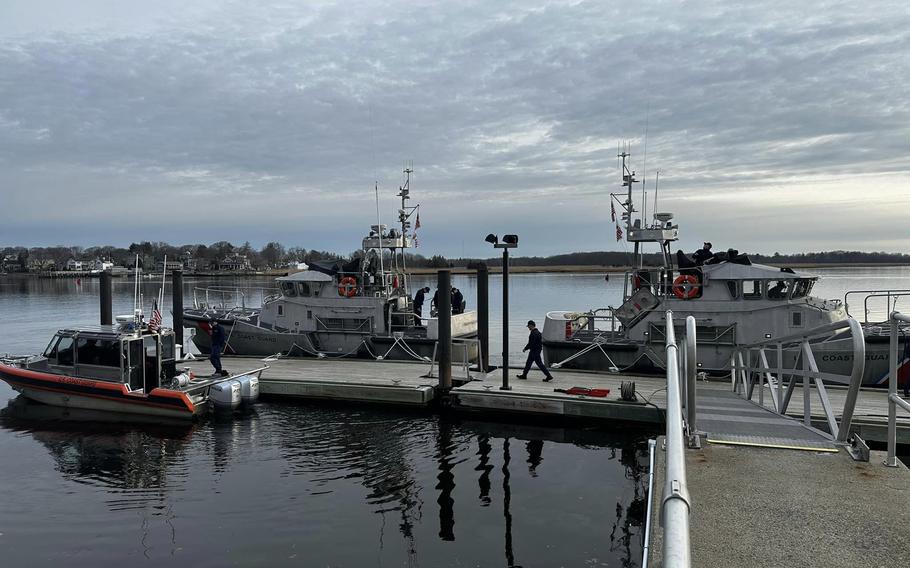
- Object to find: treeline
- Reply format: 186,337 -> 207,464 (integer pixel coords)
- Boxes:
2,242 -> 908,272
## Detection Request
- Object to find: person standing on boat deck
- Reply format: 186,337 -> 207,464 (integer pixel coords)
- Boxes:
452,287 -> 464,314
209,319 -> 227,377
517,320 -> 553,382
413,287 -> 430,317
692,242 -> 713,266
431,288 -> 440,316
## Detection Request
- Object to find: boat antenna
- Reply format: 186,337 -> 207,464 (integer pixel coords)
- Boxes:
641,103 -> 649,225
375,181 -> 385,287
653,170 -> 661,215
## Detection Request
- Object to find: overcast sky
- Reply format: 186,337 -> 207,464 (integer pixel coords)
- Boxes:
1,1 -> 908,257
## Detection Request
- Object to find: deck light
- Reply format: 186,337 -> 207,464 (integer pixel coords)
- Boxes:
485,234 -> 498,245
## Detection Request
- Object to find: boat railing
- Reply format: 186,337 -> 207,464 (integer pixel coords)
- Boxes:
885,311 -> 910,467
564,308 -> 620,337
729,318 -> 865,443
844,288 -> 910,324
192,285 -> 277,310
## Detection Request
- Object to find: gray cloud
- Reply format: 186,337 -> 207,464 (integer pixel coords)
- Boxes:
1,0 -> 909,256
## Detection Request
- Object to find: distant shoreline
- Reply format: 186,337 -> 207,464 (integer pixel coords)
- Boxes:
2,262 -> 908,280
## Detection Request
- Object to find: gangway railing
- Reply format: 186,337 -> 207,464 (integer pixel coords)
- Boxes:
655,310 -> 693,568
886,311 -> 910,467
729,318 -> 864,443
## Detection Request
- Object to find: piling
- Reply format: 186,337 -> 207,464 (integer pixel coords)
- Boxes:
437,270 -> 452,390
501,249 -> 511,390
172,269 -> 184,352
476,264 -> 490,372
99,270 -> 112,325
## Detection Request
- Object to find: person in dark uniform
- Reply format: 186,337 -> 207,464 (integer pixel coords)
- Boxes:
517,320 -> 553,382
431,288 -> 440,315
451,287 -> 464,314
413,286 -> 430,317
692,242 -> 713,265
209,319 -> 228,377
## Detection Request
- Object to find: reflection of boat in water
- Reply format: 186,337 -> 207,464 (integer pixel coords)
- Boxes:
0,317 -> 265,420
542,152 -> 910,386
184,169 -> 478,362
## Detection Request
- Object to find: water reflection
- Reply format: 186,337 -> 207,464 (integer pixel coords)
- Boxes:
0,394 -> 654,567
0,396 -> 194,512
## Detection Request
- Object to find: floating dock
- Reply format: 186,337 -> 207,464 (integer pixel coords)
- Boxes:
182,357 -> 910,444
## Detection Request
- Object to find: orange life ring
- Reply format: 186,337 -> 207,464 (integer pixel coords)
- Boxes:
338,276 -> 358,298
672,274 -> 700,300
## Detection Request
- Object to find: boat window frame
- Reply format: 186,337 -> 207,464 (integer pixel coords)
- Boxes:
46,334 -> 76,366
75,335 -> 122,368
767,279 -> 792,301
725,280 -> 739,299
297,282 -> 311,297
280,281 -> 297,297
742,279 -> 764,300
791,278 -> 813,299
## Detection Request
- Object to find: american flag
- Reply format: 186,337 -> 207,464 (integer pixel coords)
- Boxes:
148,301 -> 162,331
415,213 -> 421,230
615,224 -> 623,242
611,201 -> 616,222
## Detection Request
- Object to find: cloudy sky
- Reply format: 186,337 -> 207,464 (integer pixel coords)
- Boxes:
1,0 -> 908,257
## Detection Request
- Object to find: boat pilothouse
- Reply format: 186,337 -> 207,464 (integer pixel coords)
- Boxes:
185,167 -> 479,361
541,150 -> 905,386
0,314 -> 265,420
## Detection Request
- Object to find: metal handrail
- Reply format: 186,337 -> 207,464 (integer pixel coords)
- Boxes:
661,310 -> 691,568
844,289 -> 910,322
886,311 -> 910,467
730,318 -> 865,443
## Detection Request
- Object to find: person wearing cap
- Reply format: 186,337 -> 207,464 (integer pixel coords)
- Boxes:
517,320 -> 553,382
693,242 -> 714,265
413,286 -> 430,318
209,318 -> 228,377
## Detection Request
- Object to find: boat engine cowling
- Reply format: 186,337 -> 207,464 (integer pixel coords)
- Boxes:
209,380 -> 241,410
236,374 -> 260,404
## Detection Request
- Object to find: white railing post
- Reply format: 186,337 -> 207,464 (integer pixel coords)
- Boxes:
661,310 -> 691,568
886,313 -> 900,467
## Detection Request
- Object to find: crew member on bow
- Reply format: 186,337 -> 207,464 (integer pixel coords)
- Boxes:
692,242 -> 713,265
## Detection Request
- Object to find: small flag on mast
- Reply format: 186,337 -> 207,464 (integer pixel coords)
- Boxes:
148,300 -> 162,331
415,214 -> 421,230
615,224 -> 623,242
611,201 -> 616,223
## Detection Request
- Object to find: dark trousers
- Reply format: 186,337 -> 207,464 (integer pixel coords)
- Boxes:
522,350 -> 552,378
414,304 -> 423,318
210,345 -> 223,373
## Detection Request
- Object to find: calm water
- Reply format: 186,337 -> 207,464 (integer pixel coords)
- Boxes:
0,266 -> 907,567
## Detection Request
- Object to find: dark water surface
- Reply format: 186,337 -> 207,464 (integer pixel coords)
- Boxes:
0,397 -> 652,568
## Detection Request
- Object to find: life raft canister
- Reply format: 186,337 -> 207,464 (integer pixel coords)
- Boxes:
672,274 -> 700,300
338,276 -> 358,298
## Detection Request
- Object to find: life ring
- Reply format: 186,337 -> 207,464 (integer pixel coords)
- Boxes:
672,274 -> 700,300
338,276 -> 358,298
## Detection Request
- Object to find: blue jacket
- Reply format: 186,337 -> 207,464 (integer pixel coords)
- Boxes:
211,323 -> 226,348
524,328 -> 543,354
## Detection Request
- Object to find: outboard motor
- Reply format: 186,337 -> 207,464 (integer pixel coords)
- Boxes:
209,380 -> 241,411
236,374 -> 260,405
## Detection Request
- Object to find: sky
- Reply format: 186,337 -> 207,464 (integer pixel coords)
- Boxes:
1,0 -> 908,258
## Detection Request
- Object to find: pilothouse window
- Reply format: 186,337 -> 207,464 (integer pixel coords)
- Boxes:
791,279 -> 812,299
725,281 -> 739,299
768,280 -> 791,300
47,336 -> 75,365
281,282 -> 297,297
742,280 -> 763,300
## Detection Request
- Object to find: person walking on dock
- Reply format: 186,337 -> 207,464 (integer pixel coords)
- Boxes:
209,319 -> 228,377
517,320 -> 553,382
413,286 -> 430,317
